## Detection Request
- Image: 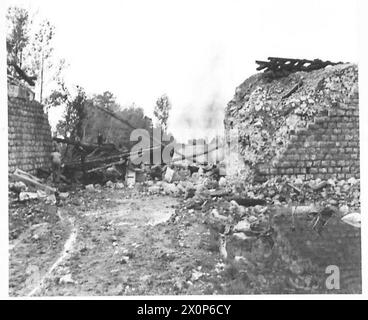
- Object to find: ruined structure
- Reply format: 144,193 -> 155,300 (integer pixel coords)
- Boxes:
8,79 -> 52,174
224,61 -> 359,183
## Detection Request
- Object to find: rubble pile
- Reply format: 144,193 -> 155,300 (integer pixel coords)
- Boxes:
164,160 -> 360,293
224,63 -> 358,182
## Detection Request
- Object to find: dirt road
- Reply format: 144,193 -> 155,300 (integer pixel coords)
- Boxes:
9,188 -> 229,296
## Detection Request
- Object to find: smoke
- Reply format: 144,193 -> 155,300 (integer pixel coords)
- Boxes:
172,49 -> 226,142
201,94 -> 224,133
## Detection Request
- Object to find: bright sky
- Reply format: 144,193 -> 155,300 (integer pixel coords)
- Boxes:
5,0 -> 359,142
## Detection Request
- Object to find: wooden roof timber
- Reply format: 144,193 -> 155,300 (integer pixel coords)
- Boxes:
255,57 -> 342,75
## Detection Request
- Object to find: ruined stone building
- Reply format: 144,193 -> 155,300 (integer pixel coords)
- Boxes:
224,63 -> 359,183
8,79 -> 52,174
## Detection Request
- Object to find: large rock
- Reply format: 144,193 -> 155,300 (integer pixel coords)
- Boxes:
218,177 -> 227,188
85,184 -> 95,191
234,219 -> 251,233
115,182 -> 125,189
164,167 -> 180,183
162,182 -> 180,196
105,180 -> 115,188
19,192 -> 38,201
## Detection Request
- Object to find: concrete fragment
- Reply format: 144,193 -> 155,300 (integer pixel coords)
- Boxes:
191,269 -> 204,281
19,192 -> 38,201
106,180 -> 114,188
59,274 -> 75,284
85,184 -> 95,191
115,182 -> 124,189
310,180 -> 328,190
218,177 -> 227,188
341,212 -> 361,228
211,208 -> 230,222
164,167 -> 176,183
59,192 -> 69,199
292,204 -> 319,215
46,194 -> 57,204
162,182 -> 180,196
232,232 -> 253,240
234,219 -> 251,233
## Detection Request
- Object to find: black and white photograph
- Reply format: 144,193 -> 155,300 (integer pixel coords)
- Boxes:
1,0 -> 366,299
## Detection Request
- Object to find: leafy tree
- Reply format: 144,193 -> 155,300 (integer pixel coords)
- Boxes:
154,94 -> 171,132
81,93 -> 152,149
47,83 -> 87,141
6,6 -> 30,70
26,19 -> 55,102
93,91 -> 118,111
6,6 -> 61,103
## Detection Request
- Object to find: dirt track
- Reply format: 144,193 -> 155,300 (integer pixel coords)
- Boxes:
9,189 -> 230,296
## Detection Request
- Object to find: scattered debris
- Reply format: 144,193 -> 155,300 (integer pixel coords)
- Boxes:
59,274 -> 75,285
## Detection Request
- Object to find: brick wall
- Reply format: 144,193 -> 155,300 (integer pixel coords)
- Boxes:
256,92 -> 359,181
8,96 -> 52,174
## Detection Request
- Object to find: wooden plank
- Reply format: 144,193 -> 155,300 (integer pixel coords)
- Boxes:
255,60 -> 270,71
14,168 -> 43,184
10,171 -> 56,194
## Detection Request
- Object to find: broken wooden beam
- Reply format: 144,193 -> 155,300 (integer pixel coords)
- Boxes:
255,57 -> 343,76
228,197 -> 267,207
281,79 -> 304,99
10,169 -> 56,194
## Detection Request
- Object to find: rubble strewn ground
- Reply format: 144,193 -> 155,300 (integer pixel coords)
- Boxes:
9,164 -> 361,295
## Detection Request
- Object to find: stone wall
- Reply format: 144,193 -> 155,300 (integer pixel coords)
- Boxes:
8,96 -> 52,174
257,92 -> 359,181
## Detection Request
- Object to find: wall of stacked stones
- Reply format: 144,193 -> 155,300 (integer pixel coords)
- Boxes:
257,92 -> 359,181
8,97 -> 52,174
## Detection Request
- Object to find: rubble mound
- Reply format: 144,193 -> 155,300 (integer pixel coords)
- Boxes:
224,63 -> 359,182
